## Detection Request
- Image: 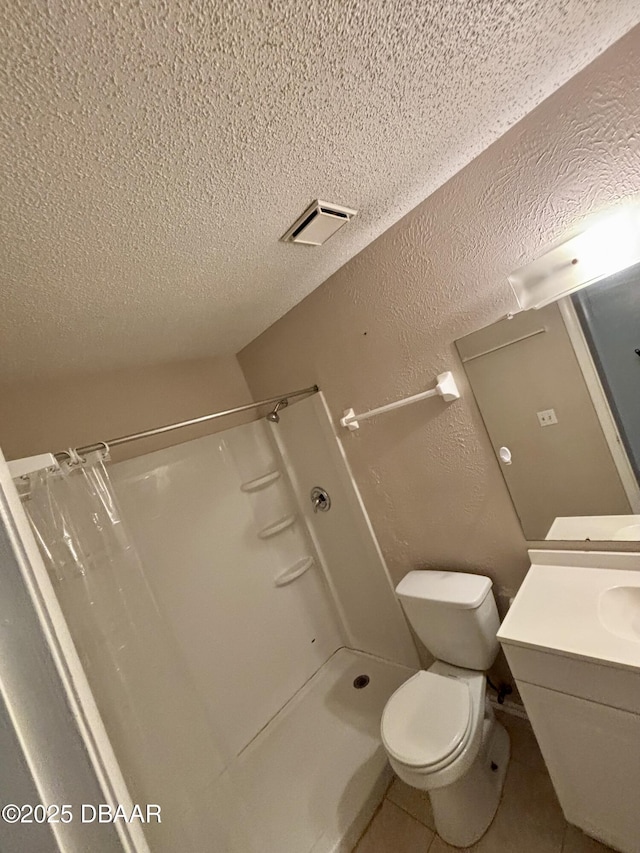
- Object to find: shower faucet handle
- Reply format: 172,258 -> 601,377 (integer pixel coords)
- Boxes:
310,487 -> 331,513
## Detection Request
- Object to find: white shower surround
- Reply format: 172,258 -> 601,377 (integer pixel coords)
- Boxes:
234,648 -> 413,853
105,392 -> 417,851
111,418 -> 344,760
271,393 -> 419,667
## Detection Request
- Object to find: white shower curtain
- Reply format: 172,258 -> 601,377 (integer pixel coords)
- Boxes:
22,450 -> 227,851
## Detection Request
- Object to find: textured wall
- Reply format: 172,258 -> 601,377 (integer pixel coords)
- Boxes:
2,1 -> 640,381
0,354 -> 253,462
239,27 -> 640,601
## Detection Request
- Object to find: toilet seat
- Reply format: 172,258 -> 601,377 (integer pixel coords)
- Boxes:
381,671 -> 472,771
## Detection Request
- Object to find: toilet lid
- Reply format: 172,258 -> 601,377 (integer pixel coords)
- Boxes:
381,671 -> 471,769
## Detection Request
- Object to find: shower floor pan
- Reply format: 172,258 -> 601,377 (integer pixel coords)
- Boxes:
234,647 -> 414,853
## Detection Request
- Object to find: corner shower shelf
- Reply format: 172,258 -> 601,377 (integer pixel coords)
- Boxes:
240,470 -> 282,492
258,514 -> 296,539
274,556 -> 315,587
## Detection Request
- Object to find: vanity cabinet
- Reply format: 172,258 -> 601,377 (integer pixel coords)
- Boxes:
498,552 -> 640,853
517,680 -> 640,852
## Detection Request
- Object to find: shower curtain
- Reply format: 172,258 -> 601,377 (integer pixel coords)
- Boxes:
21,449 -> 227,851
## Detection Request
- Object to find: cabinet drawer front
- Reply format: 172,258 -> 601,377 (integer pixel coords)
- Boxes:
503,642 -> 640,714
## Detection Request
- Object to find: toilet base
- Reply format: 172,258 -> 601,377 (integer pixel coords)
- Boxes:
430,716 -> 510,848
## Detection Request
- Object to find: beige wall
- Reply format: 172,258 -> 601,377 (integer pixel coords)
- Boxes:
0,355 -> 253,463
239,27 -> 640,601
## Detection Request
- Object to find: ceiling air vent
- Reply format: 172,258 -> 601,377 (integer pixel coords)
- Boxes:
281,200 -> 357,246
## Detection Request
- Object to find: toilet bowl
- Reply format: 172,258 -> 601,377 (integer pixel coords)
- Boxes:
380,571 -> 510,847
382,661 -> 509,847
382,662 -> 484,789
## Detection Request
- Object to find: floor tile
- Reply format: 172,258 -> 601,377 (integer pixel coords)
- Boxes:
562,824 -> 616,853
354,799 -> 434,853
386,776 -> 436,831
494,709 -> 546,774
422,761 -> 567,853
428,837 -> 469,853
472,760 -> 566,853
356,728 -> 572,853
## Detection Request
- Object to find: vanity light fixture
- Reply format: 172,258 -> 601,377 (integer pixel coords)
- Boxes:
509,202 -> 640,310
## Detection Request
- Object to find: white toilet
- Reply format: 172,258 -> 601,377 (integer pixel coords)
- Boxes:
381,570 -> 510,848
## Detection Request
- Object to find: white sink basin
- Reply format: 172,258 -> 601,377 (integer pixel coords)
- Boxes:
498,550 -> 640,672
599,586 -> 640,643
613,524 -> 640,541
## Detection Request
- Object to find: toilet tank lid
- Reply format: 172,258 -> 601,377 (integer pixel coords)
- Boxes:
396,570 -> 492,609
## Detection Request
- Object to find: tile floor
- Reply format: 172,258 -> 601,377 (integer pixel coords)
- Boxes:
353,711 -> 615,853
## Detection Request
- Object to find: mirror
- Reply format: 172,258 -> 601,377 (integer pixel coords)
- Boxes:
456,260 -> 640,540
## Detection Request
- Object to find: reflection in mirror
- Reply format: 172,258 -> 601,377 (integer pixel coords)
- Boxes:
571,261 -> 640,482
456,259 -> 640,541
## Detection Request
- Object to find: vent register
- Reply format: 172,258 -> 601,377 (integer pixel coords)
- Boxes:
281,200 -> 357,246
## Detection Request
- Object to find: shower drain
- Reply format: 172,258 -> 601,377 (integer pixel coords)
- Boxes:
353,674 -> 370,689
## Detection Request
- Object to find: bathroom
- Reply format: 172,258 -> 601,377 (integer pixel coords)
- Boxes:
2,3 -> 640,852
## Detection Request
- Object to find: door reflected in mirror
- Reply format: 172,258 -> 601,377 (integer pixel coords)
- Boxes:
456,260 -> 640,541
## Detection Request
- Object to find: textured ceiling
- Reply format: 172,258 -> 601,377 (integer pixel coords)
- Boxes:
1,1 -> 640,381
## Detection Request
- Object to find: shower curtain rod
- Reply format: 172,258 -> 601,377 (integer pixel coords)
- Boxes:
53,384 -> 319,462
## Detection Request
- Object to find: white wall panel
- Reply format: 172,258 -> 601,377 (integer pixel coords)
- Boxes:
270,393 -> 419,668
111,420 -> 344,761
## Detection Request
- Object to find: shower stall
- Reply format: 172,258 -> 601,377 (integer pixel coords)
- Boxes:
1,389 -> 418,853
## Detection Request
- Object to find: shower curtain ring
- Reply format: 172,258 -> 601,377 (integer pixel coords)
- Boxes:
67,448 -> 83,466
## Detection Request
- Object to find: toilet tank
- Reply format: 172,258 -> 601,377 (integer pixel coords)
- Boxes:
396,571 -> 500,670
